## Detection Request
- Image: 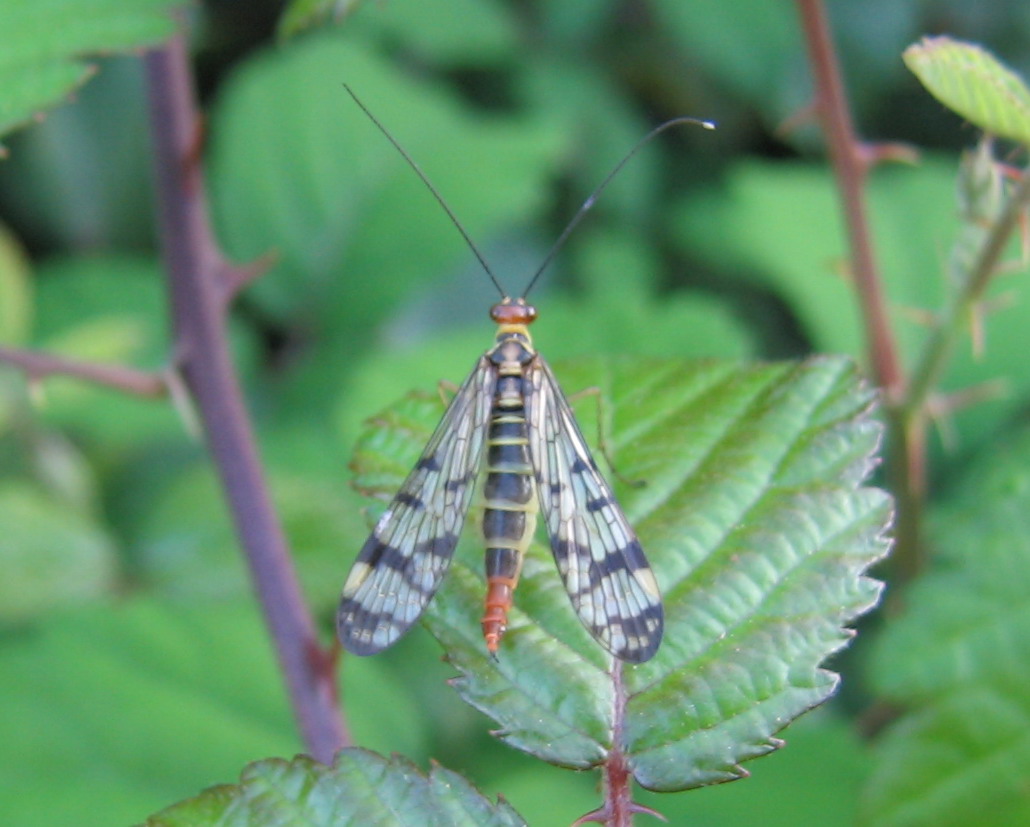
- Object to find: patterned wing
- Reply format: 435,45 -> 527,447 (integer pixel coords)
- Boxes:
525,357 -> 663,663
337,357 -> 495,655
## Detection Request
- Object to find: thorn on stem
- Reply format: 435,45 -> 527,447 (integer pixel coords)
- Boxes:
571,802 -> 667,826
219,250 -> 279,308
857,140 -> 920,169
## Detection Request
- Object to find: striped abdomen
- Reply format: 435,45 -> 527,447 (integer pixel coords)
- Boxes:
481,335 -> 538,655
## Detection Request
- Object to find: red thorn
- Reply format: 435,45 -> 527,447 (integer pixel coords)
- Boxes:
856,140 -> 920,169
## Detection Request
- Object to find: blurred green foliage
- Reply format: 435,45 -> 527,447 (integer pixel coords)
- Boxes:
864,425 -> 1030,825
905,36 -> 1030,147
2,1 -> 1030,825
0,0 -> 181,139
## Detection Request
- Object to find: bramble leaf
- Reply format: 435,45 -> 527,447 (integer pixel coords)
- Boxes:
0,0 -> 185,141
207,33 -> 564,341
904,36 -> 1030,146
0,483 -> 116,622
145,751 -> 526,827
0,601 -> 299,826
351,354 -> 890,790
861,424 -> 1030,827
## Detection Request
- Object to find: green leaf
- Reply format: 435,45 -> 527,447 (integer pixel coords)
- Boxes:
278,0 -> 518,60
670,158 -> 1030,459
861,424 -> 1030,827
0,482 -> 117,622
336,271 -> 756,459
520,59 -> 666,225
671,159 -> 957,361
133,464 -> 248,599
207,33 -> 564,336
0,0 -> 185,140
133,461 -> 370,612
904,36 -> 1030,146
545,230 -> 757,360
24,255 -> 181,453
345,0 -> 519,64
0,56 -> 158,250
531,0 -> 617,44
31,255 -> 169,361
24,255 -> 256,454
350,355 -> 890,790
636,709 -> 869,826
145,750 -> 526,826
650,0 -> 801,119
0,600 -> 300,827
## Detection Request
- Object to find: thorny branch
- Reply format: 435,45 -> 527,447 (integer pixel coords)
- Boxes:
794,0 -> 923,581
795,0 -> 904,397
796,0 -> 1030,586
572,664 -> 664,827
142,27 -> 348,760
0,347 -> 169,396
0,25 -> 348,758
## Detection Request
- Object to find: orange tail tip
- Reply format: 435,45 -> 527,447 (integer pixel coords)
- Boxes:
481,577 -> 517,655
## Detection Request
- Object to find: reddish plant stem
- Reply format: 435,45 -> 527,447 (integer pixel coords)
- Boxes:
892,167 -> 1030,580
573,664 -> 664,827
795,0 -> 903,395
143,30 -> 348,760
604,664 -> 633,826
795,0 -> 922,579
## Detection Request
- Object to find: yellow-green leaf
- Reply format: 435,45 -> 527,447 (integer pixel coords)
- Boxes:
903,36 -> 1030,145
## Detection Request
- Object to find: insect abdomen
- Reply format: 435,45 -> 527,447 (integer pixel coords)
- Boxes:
481,370 -> 538,655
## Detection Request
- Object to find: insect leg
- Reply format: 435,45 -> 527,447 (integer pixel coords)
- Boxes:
568,385 -> 646,489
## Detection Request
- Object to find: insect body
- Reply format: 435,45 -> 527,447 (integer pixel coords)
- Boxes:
335,88 -> 707,663
337,297 -> 663,662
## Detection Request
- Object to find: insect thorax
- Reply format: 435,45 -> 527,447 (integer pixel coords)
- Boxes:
489,329 -> 535,371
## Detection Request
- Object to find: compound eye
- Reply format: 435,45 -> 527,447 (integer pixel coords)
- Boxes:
490,300 -> 536,325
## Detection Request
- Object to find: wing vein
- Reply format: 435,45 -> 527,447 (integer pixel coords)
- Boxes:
337,358 -> 494,655
526,357 -> 663,663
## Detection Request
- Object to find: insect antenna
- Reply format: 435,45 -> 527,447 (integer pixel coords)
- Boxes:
519,115 -> 715,300
343,84 -> 508,299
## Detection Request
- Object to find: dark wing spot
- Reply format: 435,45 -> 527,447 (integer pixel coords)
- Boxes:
416,455 -> 441,472
445,470 -> 476,492
618,602 -> 664,663
375,543 -> 412,572
395,491 -> 425,509
616,539 -> 650,571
